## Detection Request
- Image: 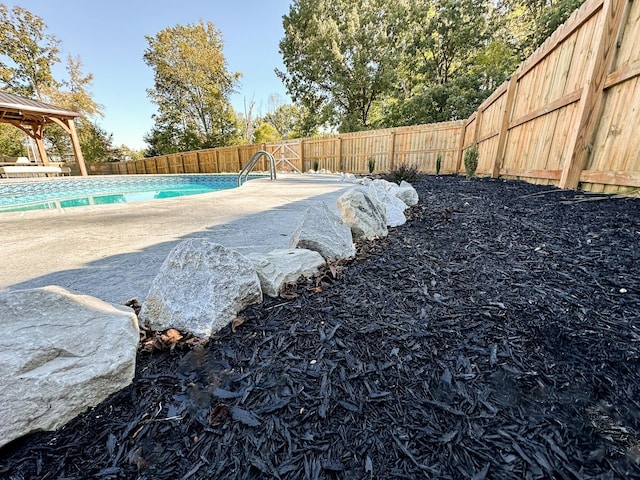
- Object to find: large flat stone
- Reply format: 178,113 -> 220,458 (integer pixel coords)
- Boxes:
0,286 -> 139,448
247,248 -> 326,297
139,239 -> 263,338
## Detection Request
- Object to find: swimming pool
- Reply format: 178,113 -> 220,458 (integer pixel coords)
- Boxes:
0,174 -> 259,213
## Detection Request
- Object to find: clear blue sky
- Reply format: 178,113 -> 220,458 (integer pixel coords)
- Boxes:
5,1 -> 293,150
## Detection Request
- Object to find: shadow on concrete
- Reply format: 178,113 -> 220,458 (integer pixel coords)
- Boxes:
5,185 -> 351,304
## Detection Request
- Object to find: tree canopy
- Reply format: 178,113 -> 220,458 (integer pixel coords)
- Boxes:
0,4 -> 60,99
278,0 -> 586,132
143,21 -> 242,155
0,5 -> 116,161
278,0 -> 406,133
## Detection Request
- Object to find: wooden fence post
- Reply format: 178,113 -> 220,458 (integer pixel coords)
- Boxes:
388,131 -> 396,172
455,118 -> 470,173
491,76 -> 519,178
337,137 -> 343,171
299,139 -> 305,172
236,147 -> 242,172
559,0 -> 626,189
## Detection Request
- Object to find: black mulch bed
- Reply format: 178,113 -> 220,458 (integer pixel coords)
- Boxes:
2,176 -> 640,480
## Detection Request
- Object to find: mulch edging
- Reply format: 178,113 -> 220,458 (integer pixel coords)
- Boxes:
1,175 -> 639,480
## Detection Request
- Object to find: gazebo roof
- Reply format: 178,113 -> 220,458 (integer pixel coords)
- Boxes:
0,90 -> 87,175
0,91 -> 80,126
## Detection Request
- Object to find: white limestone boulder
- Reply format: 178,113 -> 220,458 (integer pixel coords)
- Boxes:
247,248 -> 326,297
341,173 -> 358,183
395,180 -> 419,206
337,187 -> 388,239
0,286 -> 139,448
373,178 -> 400,195
289,202 -> 356,261
139,239 -> 262,338
368,183 -> 408,227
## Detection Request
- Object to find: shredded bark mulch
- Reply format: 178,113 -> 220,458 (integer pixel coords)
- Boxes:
1,176 -> 639,480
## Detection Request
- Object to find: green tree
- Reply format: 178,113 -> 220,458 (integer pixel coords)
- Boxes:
495,0 -> 587,57
0,124 -> 25,156
0,4 -> 60,98
278,0 -> 405,132
77,122 -> 116,162
44,55 -> 114,161
263,101 -> 308,139
114,145 -> 143,162
381,0 -> 498,126
0,6 -> 118,162
143,21 -> 242,154
253,122 -> 281,143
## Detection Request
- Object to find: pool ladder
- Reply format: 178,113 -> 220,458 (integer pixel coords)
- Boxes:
237,150 -> 277,186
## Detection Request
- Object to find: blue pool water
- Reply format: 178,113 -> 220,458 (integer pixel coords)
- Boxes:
0,174 -> 257,213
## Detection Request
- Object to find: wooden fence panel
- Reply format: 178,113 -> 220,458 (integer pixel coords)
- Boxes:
582,0 -> 640,193
474,85 -> 507,175
265,140 -> 303,172
393,123 -> 464,173
182,152 -> 199,173
342,133 -> 389,173
134,159 -> 145,174
238,145 -> 262,170
167,155 -> 184,174
144,159 -> 157,174
497,4 -> 603,186
153,156 -> 168,174
303,137 -> 339,172
215,147 -> 239,172
197,150 -> 217,173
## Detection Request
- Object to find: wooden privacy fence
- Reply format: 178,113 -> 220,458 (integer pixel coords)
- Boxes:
89,122 -> 464,177
461,0 -> 640,194
92,0 -> 639,194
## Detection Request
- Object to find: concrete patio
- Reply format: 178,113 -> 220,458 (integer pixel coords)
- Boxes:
0,174 -> 353,304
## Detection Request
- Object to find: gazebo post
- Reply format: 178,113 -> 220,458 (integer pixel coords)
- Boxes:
34,126 -> 49,165
66,119 -> 87,176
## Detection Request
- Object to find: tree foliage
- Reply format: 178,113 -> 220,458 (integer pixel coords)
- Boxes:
253,122 -> 281,143
0,5 -> 118,161
0,4 -> 60,98
381,0 -> 496,126
0,124 -> 25,156
263,95 -> 311,139
278,0 -> 406,132
493,0 -> 587,58
278,0 -> 587,132
143,21 -> 241,155
44,55 -> 114,162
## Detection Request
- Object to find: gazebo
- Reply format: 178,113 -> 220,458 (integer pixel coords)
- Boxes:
0,90 -> 87,176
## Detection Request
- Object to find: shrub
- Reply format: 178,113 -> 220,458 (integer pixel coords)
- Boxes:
436,153 -> 442,175
368,157 -> 376,174
464,144 -> 478,179
313,159 -> 319,171
385,162 -> 420,184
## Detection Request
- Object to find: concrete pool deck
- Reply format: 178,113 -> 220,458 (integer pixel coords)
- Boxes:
0,173 -> 354,305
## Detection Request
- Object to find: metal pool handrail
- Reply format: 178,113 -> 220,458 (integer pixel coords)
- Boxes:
238,151 -> 277,186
